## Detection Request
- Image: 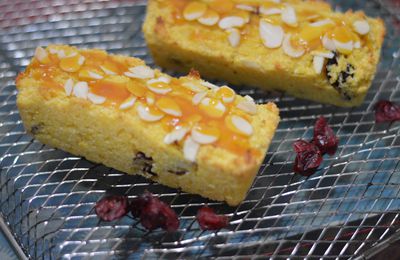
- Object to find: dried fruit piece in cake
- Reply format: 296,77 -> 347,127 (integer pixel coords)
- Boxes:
16,45 -> 280,206
143,0 -> 385,107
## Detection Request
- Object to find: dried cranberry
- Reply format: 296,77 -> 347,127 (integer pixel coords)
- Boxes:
313,116 -> 339,155
196,206 -> 229,230
136,192 -> 179,232
95,195 -> 128,221
293,139 -> 314,153
157,203 -> 180,232
375,100 -> 400,123
293,140 -> 323,176
130,192 -> 153,218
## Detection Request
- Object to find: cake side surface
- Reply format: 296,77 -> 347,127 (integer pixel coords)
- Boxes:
143,0 -> 385,107
16,45 -> 280,205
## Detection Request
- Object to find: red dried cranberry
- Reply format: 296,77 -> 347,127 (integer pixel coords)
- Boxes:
313,116 -> 339,155
130,191 -> 152,218
159,203 -> 180,232
293,140 -> 323,176
196,206 -> 229,230
375,100 -> 400,123
138,193 -> 179,232
95,195 -> 128,221
293,139 -> 314,153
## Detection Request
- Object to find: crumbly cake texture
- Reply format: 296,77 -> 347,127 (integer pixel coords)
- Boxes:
143,0 -> 385,107
16,45 -> 280,206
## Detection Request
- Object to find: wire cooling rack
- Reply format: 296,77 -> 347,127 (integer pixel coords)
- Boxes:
0,0 -> 399,259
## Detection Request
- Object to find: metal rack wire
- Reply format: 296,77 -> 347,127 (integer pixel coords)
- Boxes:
0,0 -> 399,258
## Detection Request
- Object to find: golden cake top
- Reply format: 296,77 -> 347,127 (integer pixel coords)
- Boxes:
169,0 -> 372,74
18,45 -> 268,163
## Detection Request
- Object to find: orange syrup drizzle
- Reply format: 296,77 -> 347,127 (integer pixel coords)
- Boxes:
25,46 -> 259,157
174,0 -> 365,54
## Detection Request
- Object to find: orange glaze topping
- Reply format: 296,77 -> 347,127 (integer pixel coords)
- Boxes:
27,45 -> 261,161
91,79 -> 131,104
175,0 -> 370,58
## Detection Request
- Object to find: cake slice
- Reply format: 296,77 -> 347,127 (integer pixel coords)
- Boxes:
143,0 -> 385,107
16,45 -> 279,206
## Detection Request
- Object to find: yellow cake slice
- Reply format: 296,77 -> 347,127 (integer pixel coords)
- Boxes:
16,45 -> 279,206
143,0 -> 385,107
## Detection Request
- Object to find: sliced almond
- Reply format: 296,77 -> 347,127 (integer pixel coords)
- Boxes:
191,126 -> 219,144
100,66 -> 116,75
218,16 -> 246,29
313,56 -> 325,74
281,5 -> 297,26
322,35 -> 336,51
88,93 -> 106,104
200,81 -> 218,90
306,14 -> 320,20
333,39 -> 353,54
57,49 -> 67,59
100,61 -> 119,75
192,91 -> 208,105
147,78 -> 172,95
236,100 -> 257,115
200,97 -> 226,118
164,127 -> 189,145
78,69 -> 104,81
259,7 -> 282,16
310,51 -> 334,59
309,19 -> 334,27
146,92 -> 155,105
236,4 -> 257,12
146,87 -> 171,95
78,56 -> 85,66
150,76 -> 171,84
183,1 -> 207,21
259,20 -> 284,48
182,82 -> 207,92
216,86 -> 236,103
48,47 -> 58,55
183,136 -> 200,162
282,34 -> 305,58
59,54 -> 85,72
227,28 -> 241,47
87,71 -> 103,80
156,97 -> 182,117
64,78 -> 74,96
34,47 -> 50,63
198,9 -> 220,26
119,96 -> 137,110
354,41 -> 361,49
125,65 -> 155,79
127,81 -> 147,98
227,115 -> 253,136
50,48 -> 69,59
72,81 -> 89,100
136,104 -> 164,122
244,95 -> 254,102
353,20 -> 370,35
